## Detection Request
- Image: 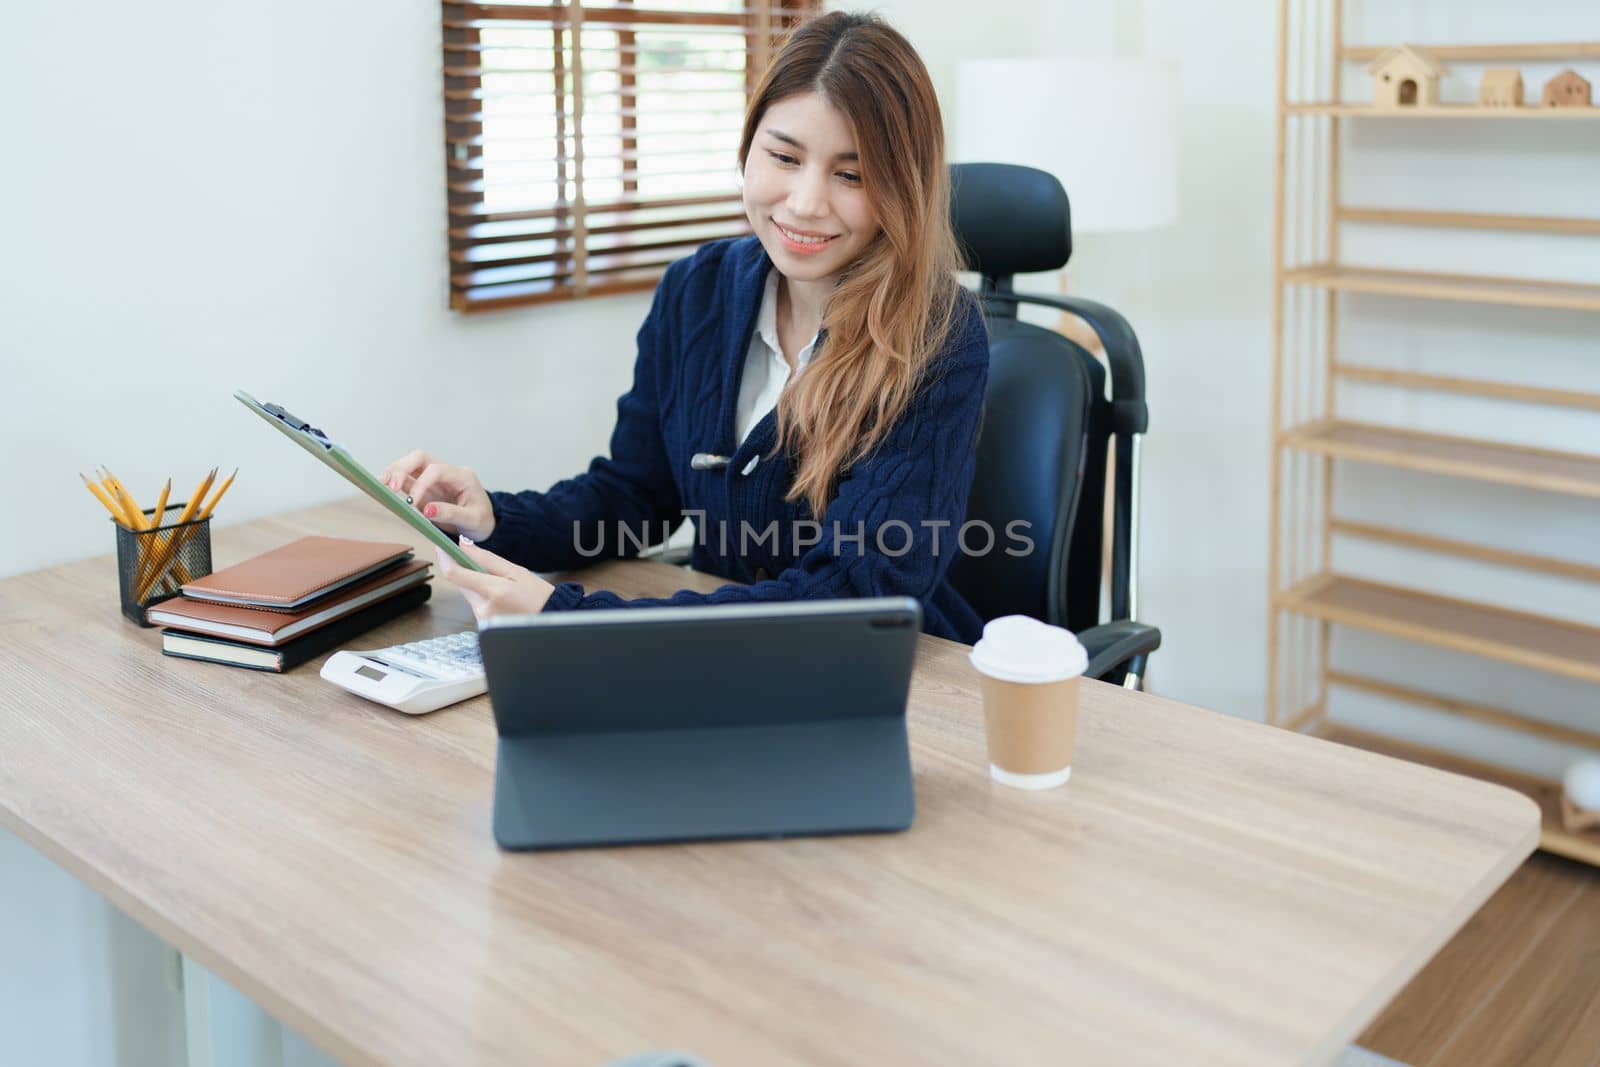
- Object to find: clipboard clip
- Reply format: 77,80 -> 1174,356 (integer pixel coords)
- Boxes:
263,402 -> 338,450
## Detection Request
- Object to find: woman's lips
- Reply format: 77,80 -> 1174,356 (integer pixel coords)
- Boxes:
773,219 -> 838,254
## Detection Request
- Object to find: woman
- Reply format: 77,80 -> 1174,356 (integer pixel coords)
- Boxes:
383,11 -> 991,642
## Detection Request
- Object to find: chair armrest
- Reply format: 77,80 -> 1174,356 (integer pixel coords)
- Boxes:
980,291 -> 1147,434
1078,619 -> 1162,682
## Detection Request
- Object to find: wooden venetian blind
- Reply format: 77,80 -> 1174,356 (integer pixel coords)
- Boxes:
443,1 -> 817,312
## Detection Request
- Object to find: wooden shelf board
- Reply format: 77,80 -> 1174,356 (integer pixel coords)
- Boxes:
1340,42 -> 1600,63
1317,723 -> 1600,868
1332,363 -> 1600,413
1283,264 -> 1600,312
1336,207 -> 1600,237
1286,103 -> 1600,119
1281,418 -> 1600,499
1328,668 -> 1600,752
1329,518 -> 1600,586
1276,572 -> 1600,685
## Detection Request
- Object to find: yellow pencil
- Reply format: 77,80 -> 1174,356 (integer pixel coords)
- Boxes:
100,467 -> 148,530
164,467 -> 224,589
104,480 -> 141,530
198,468 -> 238,519
135,469 -> 216,602
133,478 -> 176,594
150,478 -> 172,528
177,468 -> 217,526
81,473 -> 129,527
92,470 -> 160,595
105,474 -> 160,588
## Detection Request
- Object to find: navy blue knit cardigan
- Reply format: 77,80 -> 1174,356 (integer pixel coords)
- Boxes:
475,235 -> 991,643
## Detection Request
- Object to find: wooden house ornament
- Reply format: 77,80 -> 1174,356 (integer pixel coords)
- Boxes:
1479,68 -> 1523,108
1542,69 -> 1592,108
1368,45 -> 1444,108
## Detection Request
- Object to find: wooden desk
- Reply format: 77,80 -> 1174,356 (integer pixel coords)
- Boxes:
0,499 -> 1537,1067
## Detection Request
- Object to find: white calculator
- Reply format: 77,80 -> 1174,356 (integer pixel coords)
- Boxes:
321,631 -> 487,714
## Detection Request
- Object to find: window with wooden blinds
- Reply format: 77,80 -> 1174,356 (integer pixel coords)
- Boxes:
443,1 -> 818,312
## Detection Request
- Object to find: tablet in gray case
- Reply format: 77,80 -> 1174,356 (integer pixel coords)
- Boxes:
478,597 -> 922,851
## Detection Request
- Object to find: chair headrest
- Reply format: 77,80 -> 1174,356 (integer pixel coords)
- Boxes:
950,163 -> 1072,278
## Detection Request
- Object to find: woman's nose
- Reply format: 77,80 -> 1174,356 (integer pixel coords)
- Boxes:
786,168 -> 829,219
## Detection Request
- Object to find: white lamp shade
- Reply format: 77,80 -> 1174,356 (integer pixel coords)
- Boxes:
954,59 -> 1180,233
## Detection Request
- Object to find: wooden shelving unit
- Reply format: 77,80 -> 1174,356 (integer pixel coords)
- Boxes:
1269,8 -> 1600,865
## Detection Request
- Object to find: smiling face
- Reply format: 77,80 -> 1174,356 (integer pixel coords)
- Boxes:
741,92 -> 881,286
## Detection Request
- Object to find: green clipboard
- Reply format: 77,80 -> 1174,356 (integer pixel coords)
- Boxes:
235,389 -> 485,572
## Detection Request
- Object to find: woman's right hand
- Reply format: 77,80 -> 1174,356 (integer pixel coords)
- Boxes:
380,451 -> 496,543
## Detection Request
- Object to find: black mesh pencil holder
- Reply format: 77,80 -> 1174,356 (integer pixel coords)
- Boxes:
115,504 -> 212,625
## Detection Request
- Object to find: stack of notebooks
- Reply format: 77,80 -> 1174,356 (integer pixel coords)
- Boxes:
148,536 -> 432,672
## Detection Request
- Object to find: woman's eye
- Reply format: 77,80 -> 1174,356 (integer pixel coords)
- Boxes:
768,151 -> 798,166
837,171 -> 861,184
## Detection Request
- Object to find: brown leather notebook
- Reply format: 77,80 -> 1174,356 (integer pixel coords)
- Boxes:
181,536 -> 414,610
152,560 -> 430,646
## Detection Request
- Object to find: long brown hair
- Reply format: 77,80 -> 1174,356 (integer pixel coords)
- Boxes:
738,11 -> 966,520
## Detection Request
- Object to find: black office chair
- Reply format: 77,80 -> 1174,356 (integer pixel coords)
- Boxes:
946,163 -> 1161,688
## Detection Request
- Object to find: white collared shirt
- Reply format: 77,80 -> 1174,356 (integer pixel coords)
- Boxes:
734,268 -> 819,446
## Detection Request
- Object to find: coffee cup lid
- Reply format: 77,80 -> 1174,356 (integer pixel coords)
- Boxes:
968,615 -> 1087,684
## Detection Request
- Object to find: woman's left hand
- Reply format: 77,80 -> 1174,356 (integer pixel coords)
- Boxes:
435,539 -> 557,622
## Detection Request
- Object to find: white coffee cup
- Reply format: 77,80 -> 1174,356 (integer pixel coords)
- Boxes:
968,616 -> 1088,789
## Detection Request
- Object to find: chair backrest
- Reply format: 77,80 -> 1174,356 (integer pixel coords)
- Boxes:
945,163 -> 1112,634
